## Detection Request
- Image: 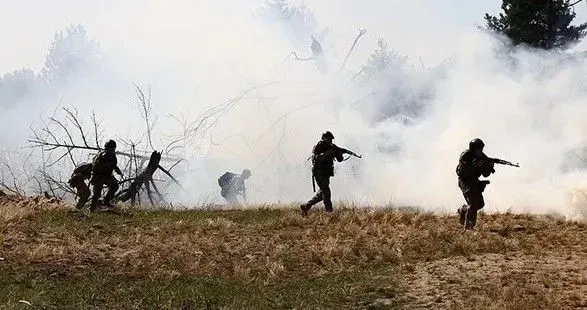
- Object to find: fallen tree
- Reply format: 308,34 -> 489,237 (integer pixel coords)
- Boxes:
27,85 -> 188,208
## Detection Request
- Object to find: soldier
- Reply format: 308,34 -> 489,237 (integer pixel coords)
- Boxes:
90,140 -> 122,211
218,169 -> 251,205
456,138 -> 495,230
300,131 -> 360,216
67,162 -> 92,209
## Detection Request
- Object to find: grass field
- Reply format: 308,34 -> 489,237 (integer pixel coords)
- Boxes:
0,195 -> 586,309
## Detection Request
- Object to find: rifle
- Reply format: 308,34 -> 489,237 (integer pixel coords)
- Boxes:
488,157 -> 520,167
337,146 -> 362,159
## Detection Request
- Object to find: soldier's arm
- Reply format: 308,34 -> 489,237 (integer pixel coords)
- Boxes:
329,144 -> 345,162
458,152 -> 479,177
320,144 -> 341,158
113,156 -> 122,175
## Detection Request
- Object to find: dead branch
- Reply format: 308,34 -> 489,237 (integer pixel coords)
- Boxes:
285,51 -> 314,62
177,82 -> 279,152
346,66 -> 367,87
91,111 -> 101,148
116,151 -> 176,207
157,165 -> 182,188
339,28 -> 367,73
63,107 -> 90,147
0,166 -> 22,196
28,140 -> 182,162
133,83 -> 156,152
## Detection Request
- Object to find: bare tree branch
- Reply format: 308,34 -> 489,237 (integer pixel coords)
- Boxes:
91,111 -> 101,148
63,107 -> 90,147
133,83 -> 156,151
339,28 -> 367,73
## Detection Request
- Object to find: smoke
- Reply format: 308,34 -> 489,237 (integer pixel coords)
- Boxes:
1,0 -> 587,219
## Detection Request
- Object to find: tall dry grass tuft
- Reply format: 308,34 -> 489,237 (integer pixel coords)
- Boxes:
0,195 -> 67,221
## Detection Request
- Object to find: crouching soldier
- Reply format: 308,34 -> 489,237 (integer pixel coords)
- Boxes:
218,169 -> 251,205
68,162 -> 93,209
90,140 -> 122,211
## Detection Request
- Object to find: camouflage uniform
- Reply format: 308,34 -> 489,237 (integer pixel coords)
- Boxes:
68,163 -> 92,209
90,149 -> 121,210
456,148 -> 494,230
301,139 -> 344,214
219,170 -> 250,205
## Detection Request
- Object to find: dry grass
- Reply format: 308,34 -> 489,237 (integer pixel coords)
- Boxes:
0,198 -> 585,309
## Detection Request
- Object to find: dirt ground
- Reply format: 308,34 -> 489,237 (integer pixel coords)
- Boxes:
397,252 -> 587,309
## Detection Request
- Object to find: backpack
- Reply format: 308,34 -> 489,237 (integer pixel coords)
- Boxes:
218,172 -> 236,187
73,163 -> 93,176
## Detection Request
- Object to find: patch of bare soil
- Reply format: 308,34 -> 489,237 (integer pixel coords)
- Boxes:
399,252 -> 587,309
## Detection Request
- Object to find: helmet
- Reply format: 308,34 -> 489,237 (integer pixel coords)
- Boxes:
104,139 -> 117,149
242,169 -> 251,177
469,138 -> 485,150
321,131 -> 334,140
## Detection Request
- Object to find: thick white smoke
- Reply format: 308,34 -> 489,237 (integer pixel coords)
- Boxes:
1,0 -> 587,219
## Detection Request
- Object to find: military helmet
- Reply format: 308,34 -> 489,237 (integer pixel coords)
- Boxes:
469,138 -> 485,150
104,139 -> 117,149
321,131 -> 334,140
242,169 -> 251,176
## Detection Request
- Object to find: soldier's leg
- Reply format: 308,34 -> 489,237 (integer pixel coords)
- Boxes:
103,176 -> 119,207
320,177 -> 333,212
300,176 -> 324,215
303,175 -> 328,208
304,190 -> 323,208
76,183 -> 91,209
457,204 -> 468,226
224,191 -> 239,205
465,190 -> 484,230
90,180 -> 104,211
458,189 -> 470,226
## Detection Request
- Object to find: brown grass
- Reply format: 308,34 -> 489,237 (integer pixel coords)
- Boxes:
0,198 -> 585,309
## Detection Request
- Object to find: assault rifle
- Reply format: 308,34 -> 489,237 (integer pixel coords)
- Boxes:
310,145 -> 362,192
487,157 -> 520,167
337,146 -> 362,159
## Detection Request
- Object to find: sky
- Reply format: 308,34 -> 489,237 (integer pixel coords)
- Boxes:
1,0 -> 586,73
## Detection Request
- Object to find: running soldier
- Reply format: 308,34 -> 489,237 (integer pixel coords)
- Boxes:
300,131 -> 361,216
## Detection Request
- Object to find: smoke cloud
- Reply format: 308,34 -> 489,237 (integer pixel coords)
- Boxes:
1,0 -> 587,219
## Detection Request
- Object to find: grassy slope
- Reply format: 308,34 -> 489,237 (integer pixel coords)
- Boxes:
0,198 -> 586,309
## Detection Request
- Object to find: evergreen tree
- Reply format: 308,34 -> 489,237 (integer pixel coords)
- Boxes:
40,24 -> 101,83
0,68 -> 37,106
485,0 -> 587,49
363,39 -> 406,78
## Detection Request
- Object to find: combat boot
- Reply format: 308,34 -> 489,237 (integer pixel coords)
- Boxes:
464,209 -> 477,230
103,200 -> 116,209
300,204 -> 310,216
457,205 -> 468,226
